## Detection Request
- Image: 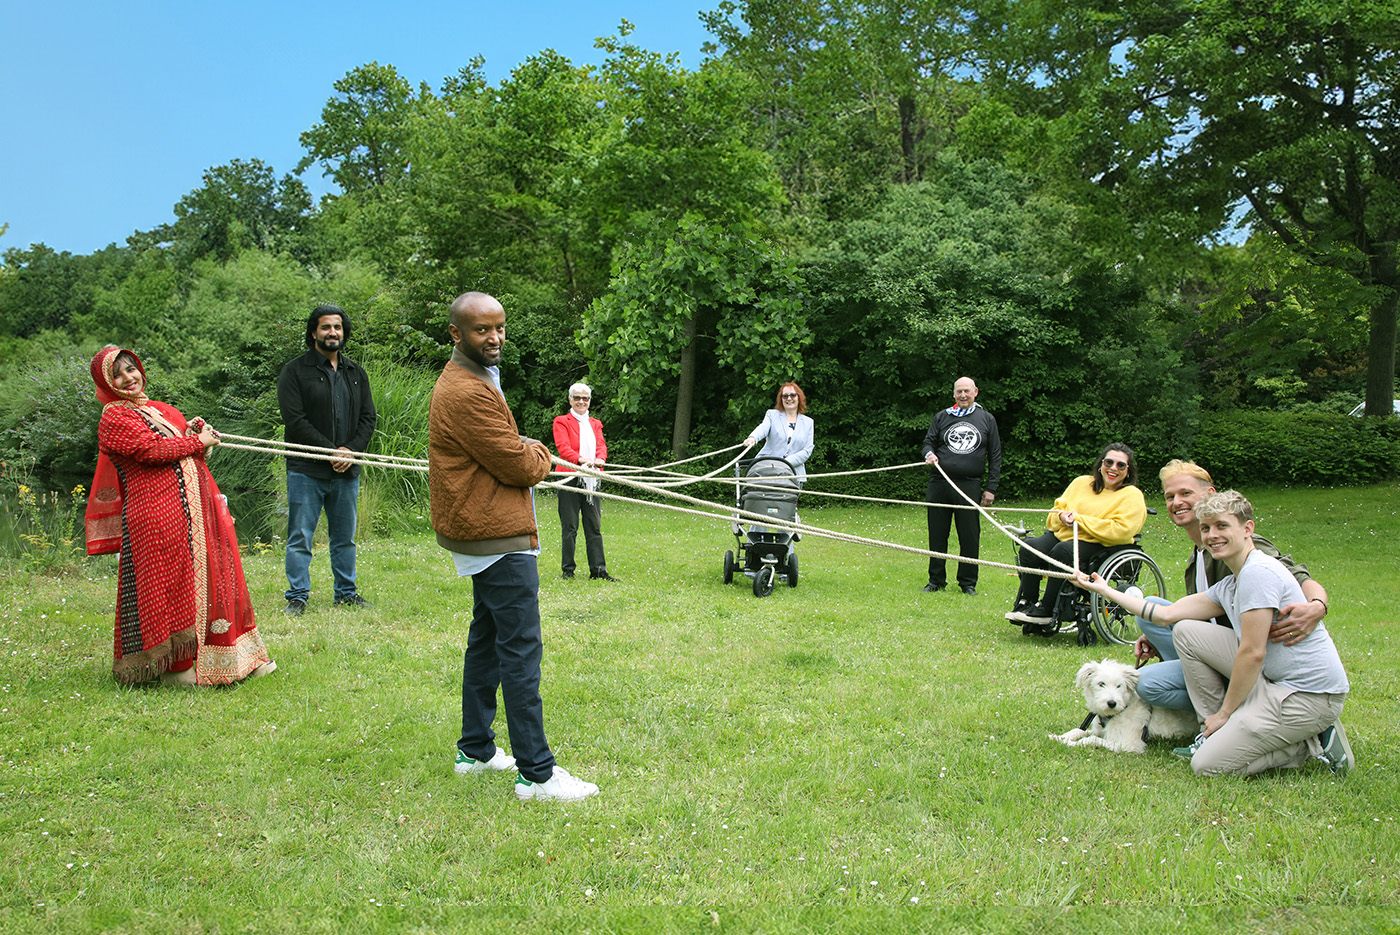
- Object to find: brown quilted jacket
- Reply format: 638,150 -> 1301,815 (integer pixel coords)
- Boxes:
428,348 -> 552,554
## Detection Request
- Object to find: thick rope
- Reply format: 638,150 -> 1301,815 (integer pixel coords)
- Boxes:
215,433 -> 425,464
927,458 -> 1080,576
551,455 -> 1079,580
216,440 -> 429,472
210,429 -> 1086,579
606,441 -> 749,473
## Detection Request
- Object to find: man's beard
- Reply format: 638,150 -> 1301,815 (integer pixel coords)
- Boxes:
316,336 -> 342,353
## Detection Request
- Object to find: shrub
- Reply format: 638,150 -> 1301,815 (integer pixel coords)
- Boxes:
1193,410 -> 1400,487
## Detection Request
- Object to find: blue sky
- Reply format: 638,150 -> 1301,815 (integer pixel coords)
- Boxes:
0,1 -> 715,256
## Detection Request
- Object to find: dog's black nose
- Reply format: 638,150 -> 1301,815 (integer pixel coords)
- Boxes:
1106,700 -> 1117,708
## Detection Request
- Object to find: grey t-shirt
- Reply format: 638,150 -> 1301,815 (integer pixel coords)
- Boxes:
1206,550 -> 1349,695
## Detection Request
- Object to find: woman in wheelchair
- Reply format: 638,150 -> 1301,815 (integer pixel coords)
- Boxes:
1006,443 -> 1147,634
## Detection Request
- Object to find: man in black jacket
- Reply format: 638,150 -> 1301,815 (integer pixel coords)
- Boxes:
920,377 -> 1002,596
277,305 -> 377,614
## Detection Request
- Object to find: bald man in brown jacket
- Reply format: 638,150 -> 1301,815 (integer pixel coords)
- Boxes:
429,291 -> 599,802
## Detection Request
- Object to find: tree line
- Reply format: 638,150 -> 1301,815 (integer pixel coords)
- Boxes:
2,4 -> 1396,533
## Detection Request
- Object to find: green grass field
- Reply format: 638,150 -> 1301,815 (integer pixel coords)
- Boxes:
1,481 -> 1397,932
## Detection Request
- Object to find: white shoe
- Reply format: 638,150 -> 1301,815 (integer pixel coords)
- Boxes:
515,766 -> 599,801
455,746 -> 516,774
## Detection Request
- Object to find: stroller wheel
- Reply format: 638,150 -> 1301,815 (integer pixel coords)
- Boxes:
753,565 -> 776,598
785,551 -> 799,588
723,550 -> 735,585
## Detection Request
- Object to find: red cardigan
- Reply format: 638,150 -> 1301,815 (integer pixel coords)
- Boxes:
552,413 -> 607,473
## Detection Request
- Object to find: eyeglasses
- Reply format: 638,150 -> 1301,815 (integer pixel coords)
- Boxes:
570,396 -> 590,401
780,393 -> 798,399
1102,459 -> 1129,470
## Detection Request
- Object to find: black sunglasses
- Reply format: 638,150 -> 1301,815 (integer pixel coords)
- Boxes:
1102,459 -> 1129,470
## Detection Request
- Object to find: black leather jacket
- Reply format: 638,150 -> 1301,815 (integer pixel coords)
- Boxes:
276,348 -> 376,479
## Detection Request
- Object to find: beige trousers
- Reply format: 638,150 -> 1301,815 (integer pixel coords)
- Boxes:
1174,619 -> 1345,777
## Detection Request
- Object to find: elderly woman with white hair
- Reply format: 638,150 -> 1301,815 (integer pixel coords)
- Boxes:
551,382 -> 618,582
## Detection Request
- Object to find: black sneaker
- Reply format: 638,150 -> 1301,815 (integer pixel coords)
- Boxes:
334,593 -> 372,608
590,573 -> 620,582
921,582 -> 945,593
1007,603 -> 1053,624
284,599 -> 307,616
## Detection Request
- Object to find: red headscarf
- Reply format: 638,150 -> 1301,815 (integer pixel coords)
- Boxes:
86,345 -> 177,553
91,344 -> 150,407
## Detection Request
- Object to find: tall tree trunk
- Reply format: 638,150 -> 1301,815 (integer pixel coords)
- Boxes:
671,312 -> 699,458
1364,259 -> 1398,416
898,94 -> 920,184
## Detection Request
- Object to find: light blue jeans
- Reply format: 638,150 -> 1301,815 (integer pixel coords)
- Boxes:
284,471 -> 360,603
1135,595 -> 1193,711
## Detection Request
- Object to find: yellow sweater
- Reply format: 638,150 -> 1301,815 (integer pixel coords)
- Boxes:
1046,475 -> 1146,546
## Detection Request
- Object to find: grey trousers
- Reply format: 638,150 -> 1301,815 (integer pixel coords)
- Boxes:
1175,619 -> 1344,777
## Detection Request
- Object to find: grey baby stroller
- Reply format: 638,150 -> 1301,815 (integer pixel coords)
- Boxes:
723,456 -> 800,597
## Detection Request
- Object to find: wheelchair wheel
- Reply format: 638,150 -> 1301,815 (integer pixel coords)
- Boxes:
753,565 -> 776,598
723,550 -> 735,585
1090,549 -> 1166,645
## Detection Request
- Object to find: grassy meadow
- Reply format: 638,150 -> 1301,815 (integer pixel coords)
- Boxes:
1,480 -> 1397,933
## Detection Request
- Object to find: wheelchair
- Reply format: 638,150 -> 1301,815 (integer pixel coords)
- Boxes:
1005,511 -> 1166,646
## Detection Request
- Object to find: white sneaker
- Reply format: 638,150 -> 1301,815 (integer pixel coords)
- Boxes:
455,746 -> 516,775
515,766 -> 599,802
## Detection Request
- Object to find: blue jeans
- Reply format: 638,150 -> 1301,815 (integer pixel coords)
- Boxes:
459,553 -> 555,782
284,471 -> 360,602
1135,595 -> 1192,711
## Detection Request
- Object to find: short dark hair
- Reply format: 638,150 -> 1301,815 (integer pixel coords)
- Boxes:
305,304 -> 351,348
1091,442 -> 1138,494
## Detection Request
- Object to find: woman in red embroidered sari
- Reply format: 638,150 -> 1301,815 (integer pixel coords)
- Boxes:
88,345 -> 275,686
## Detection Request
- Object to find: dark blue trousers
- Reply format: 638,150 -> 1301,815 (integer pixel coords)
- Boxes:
458,553 -> 556,782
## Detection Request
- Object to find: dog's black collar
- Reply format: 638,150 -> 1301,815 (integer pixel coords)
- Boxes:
1079,711 -> 1109,731
1079,710 -> 1151,744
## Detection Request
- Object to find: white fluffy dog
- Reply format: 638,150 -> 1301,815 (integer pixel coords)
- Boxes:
1051,658 -> 1198,754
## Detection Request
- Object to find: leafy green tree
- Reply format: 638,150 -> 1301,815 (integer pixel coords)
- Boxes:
408,52 -> 612,300
167,159 -> 313,265
801,156 -> 1193,494
299,62 -> 428,194
995,0 -> 1400,416
0,243 -> 134,346
582,214 -> 808,457
702,0 -> 980,221
74,249 -> 180,352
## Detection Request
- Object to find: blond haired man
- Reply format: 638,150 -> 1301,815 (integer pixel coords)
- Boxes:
1134,461 -> 1328,710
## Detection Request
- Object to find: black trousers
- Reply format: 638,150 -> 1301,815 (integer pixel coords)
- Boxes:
1016,531 -> 1112,614
557,479 -> 608,577
926,474 -> 983,588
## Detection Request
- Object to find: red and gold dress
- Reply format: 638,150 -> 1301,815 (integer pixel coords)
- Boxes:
88,346 -> 271,685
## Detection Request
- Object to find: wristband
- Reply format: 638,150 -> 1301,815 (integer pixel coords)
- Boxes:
1311,598 -> 1328,615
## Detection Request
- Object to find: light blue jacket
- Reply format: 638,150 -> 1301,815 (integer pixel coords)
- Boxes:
749,410 -> 815,478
